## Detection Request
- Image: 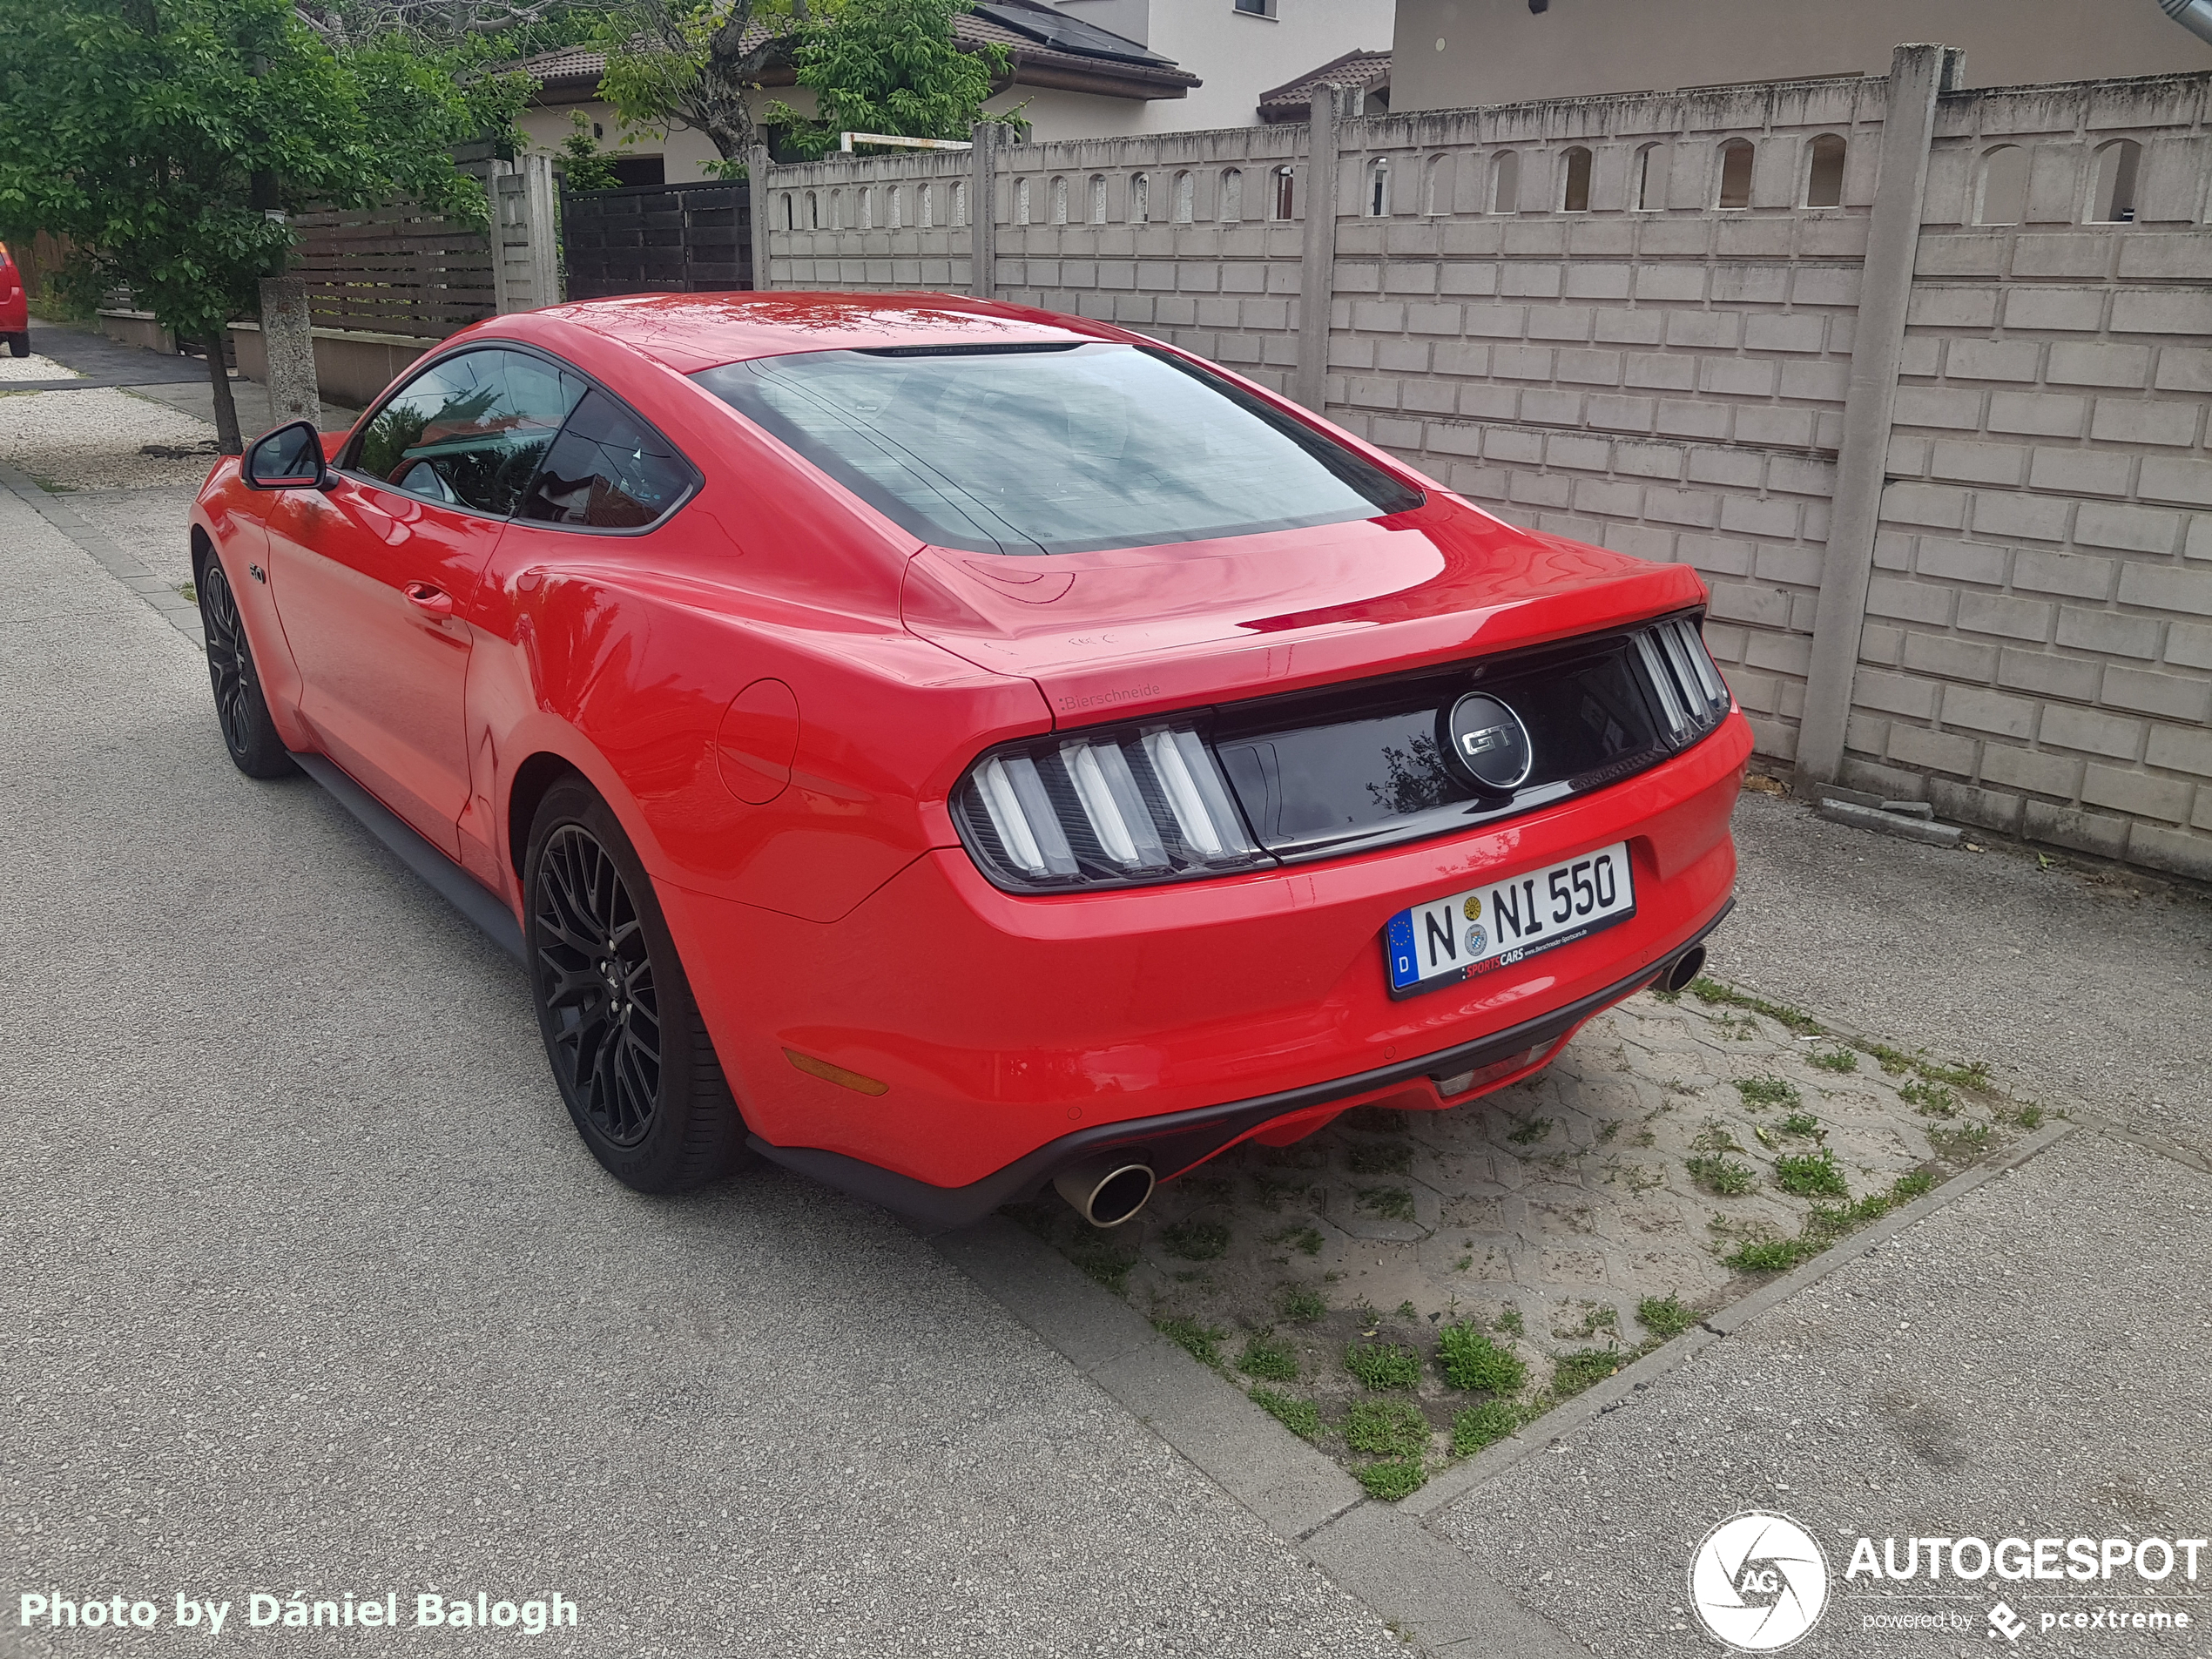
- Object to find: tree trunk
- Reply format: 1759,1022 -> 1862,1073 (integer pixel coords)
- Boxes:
205,329 -> 242,455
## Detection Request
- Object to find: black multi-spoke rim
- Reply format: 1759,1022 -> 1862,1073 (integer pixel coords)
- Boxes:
534,826 -> 662,1147
199,563 -> 255,758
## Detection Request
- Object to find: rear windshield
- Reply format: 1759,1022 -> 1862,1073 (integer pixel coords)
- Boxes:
692,341 -> 1421,556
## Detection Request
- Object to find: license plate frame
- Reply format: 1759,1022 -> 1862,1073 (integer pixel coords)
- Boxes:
1382,842 -> 1636,1000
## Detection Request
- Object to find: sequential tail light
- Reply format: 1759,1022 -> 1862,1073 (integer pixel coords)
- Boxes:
954,721 -> 1272,893
1633,616 -> 1731,747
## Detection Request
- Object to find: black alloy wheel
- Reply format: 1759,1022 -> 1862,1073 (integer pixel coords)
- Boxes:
533,823 -> 662,1148
523,779 -> 746,1191
198,556 -> 294,778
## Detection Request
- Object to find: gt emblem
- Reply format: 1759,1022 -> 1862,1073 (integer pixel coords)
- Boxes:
1440,691 -> 1533,794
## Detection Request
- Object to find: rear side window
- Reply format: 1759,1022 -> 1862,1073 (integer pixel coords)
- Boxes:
693,341 -> 1422,556
517,390 -> 695,529
346,348 -> 584,516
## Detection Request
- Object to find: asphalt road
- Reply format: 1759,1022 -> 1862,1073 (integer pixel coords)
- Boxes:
0,483 -> 1409,1655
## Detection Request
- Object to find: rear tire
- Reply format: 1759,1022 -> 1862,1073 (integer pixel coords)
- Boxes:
198,555 -> 295,779
4,334 -> 28,360
523,779 -> 748,1192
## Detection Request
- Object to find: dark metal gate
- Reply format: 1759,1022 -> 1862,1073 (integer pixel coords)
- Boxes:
560,179 -> 752,299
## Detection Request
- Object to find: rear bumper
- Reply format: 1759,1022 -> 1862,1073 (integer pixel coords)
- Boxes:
745,896 -> 1731,1230
664,708 -> 1752,1215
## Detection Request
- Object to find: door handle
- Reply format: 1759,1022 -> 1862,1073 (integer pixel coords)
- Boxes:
403,581 -> 455,618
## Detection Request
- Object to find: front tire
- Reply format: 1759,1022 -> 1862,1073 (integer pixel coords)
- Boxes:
524,779 -> 747,1192
199,555 -> 295,779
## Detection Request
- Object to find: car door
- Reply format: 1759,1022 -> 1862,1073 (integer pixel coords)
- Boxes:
266,347 -> 583,854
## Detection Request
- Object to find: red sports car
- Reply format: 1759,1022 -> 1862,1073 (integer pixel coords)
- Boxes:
0,240 -> 30,357
192,293 -> 1749,1229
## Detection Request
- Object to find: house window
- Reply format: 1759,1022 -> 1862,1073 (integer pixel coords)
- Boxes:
1130,172 -> 1150,223
1366,158 -> 1390,217
1804,133 -> 1846,207
1271,165 -> 1295,219
1973,145 -> 2027,226
920,184 -> 936,228
1716,138 -> 1754,209
1051,176 -> 1069,225
1560,145 -> 1591,212
1234,0 -> 1277,14
2088,138 -> 2141,223
1088,174 -> 1107,224
1219,167 -> 1244,221
1633,143 -> 1666,211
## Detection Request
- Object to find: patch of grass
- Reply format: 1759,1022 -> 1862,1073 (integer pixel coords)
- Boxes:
1929,1121 -> 1993,1158
1773,1147 -> 1849,1198
1065,1238 -> 1138,1294
1549,1349 -> 1625,1399
1505,1116 -> 1553,1146
1250,1386 -> 1322,1442
1736,1076 -> 1800,1109
1729,1169 -> 1946,1273
1900,1078 -> 1958,1117
1452,1399 -> 1523,1454
1356,1186 -> 1417,1222
1689,977 -> 1823,1035
2001,1103 -> 2047,1130
1271,1224 -> 1324,1256
178,580 -> 198,606
1596,1119 -> 1621,1143
1686,1154 -> 1756,1196
1495,1308 -> 1525,1338
1155,1317 -> 1227,1368
1648,984 -> 1682,1004
1725,1237 -> 1811,1272
1636,1294 -> 1697,1339
1557,1303 -> 1617,1339
1808,1048 -> 1858,1073
1856,1040 -> 1993,1092
1162,1218 -> 1231,1261
1345,1399 -> 1430,1457
1778,1110 -> 1821,1137
1278,1283 -> 1328,1324
1238,1333 -> 1299,1382
1355,1458 -> 1426,1502
1394,1299 -> 1418,1320
1436,1323 -> 1527,1395
1347,1140 -> 1413,1175
1345,1341 -> 1422,1392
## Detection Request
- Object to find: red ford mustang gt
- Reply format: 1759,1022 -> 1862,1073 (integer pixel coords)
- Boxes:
192,293 -> 1750,1229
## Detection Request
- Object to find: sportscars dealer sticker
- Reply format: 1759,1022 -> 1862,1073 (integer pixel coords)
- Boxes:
1383,841 -> 1635,999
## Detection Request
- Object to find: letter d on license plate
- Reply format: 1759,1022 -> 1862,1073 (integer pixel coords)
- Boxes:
1382,841 -> 1635,999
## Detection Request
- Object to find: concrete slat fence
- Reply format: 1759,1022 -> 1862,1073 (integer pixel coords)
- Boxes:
757,51 -> 2212,883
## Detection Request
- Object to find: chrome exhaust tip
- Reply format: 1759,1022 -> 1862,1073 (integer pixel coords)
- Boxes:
1660,944 -> 1707,995
1053,1158 -> 1157,1228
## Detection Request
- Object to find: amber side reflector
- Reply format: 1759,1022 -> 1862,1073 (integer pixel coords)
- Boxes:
782,1047 -> 889,1096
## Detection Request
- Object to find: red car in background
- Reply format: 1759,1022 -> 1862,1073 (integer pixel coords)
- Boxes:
0,241 -> 29,357
190,293 -> 1750,1230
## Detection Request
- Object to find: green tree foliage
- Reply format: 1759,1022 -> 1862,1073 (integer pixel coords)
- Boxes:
0,0 -> 523,448
561,111 -> 623,190
595,0 -> 829,176
769,0 -> 1014,159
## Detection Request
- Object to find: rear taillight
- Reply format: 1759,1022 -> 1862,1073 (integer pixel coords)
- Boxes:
1633,616 -> 1731,747
954,720 -> 1271,893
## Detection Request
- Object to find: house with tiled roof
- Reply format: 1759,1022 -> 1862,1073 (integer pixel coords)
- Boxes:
512,0 -> 1392,183
1254,47 -> 1391,125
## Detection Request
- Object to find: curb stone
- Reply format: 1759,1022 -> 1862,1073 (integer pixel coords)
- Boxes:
1815,796 -> 1963,847
0,458 -> 203,644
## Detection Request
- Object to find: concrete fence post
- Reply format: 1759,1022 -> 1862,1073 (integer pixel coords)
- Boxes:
969,123 -> 1000,300
1292,84 -> 1352,414
748,145 -> 773,291
1797,44 -> 1962,785
256,274 -> 320,430
518,152 -> 561,308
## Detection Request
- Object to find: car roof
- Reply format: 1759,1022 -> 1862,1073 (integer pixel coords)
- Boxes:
539,292 -> 1102,374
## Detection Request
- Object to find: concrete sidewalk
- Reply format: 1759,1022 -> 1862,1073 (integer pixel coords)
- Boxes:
0,482 -> 1418,1655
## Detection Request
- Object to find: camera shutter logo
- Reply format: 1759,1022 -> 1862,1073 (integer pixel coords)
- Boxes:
1688,1511 -> 1831,1651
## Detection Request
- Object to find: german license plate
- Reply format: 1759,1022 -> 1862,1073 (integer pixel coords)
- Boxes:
1383,841 -> 1635,999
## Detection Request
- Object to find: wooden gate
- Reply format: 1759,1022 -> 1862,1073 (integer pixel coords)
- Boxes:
560,180 -> 753,299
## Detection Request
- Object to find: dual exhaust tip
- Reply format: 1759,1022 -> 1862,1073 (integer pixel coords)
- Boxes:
1051,945 -> 1709,1230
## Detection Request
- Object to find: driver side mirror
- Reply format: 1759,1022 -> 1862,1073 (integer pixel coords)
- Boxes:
242,420 -> 334,490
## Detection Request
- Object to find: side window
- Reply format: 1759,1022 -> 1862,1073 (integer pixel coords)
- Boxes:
345,348 -> 584,516
517,390 -> 695,530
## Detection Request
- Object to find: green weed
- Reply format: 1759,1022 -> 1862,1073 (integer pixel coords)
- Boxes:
1737,1076 -> 1800,1108
1278,1283 -> 1328,1324
1809,1049 -> 1858,1073
1271,1224 -> 1325,1257
1505,1116 -> 1553,1146
1355,1458 -> 1426,1501
1687,1154 -> 1757,1196
1549,1349 -> 1625,1398
1238,1333 -> 1299,1382
1774,1147 -> 1848,1198
1345,1399 -> 1430,1457
1162,1219 -> 1230,1260
1347,1141 -> 1413,1175
1725,1237 -> 1811,1272
1900,1079 -> 1957,1117
1436,1324 -> 1527,1395
1066,1239 -> 1138,1294
1357,1187 -> 1417,1222
1636,1294 -> 1696,1339
1495,1308 -> 1525,1338
1929,1121 -> 1993,1158
1250,1387 -> 1322,1441
1778,1111 -> 1822,1137
1345,1341 -> 1422,1392
1452,1399 -> 1522,1454
1689,978 -> 1823,1035
1155,1317 -> 1227,1368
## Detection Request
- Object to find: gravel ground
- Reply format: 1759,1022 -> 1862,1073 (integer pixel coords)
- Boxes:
0,386 -> 221,489
0,350 -> 83,381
